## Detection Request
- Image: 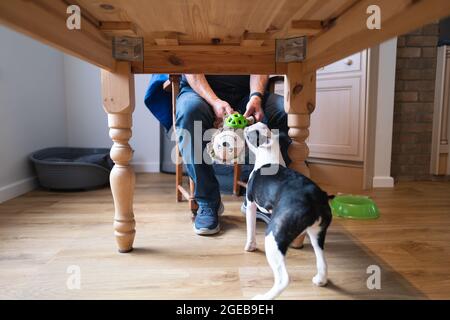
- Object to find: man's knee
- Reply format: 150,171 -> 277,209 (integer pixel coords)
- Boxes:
176,93 -> 213,130
269,93 -> 286,114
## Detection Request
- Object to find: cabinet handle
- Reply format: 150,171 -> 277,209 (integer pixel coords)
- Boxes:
345,59 -> 353,66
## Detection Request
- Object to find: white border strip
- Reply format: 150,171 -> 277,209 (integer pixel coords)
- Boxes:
0,176 -> 37,203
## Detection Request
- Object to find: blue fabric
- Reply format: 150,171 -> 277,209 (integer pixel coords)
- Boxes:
144,74 -> 172,131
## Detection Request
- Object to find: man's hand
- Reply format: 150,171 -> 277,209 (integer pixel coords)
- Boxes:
185,75 -> 233,121
212,99 -> 234,120
244,96 -> 264,122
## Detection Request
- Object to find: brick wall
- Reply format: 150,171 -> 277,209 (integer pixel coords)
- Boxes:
391,23 -> 440,181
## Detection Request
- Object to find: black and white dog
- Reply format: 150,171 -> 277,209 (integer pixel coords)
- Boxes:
243,122 -> 332,300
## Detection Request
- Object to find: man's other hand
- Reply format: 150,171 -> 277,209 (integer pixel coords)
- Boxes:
244,96 -> 264,122
212,99 -> 234,120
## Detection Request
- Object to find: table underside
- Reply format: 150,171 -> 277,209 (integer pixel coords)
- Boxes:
1,0 -> 449,74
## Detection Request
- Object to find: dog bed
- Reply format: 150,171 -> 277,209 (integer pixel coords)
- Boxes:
30,147 -> 113,190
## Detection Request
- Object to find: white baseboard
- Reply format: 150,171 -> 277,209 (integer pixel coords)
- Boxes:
131,162 -> 160,173
0,176 -> 38,204
372,176 -> 394,188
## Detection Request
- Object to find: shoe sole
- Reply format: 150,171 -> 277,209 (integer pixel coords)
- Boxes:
240,203 -> 271,225
193,224 -> 221,235
193,202 -> 224,236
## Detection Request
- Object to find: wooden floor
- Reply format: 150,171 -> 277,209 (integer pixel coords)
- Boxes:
0,173 -> 449,299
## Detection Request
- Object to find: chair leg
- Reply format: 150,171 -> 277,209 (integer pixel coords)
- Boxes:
189,178 -> 198,214
233,163 -> 241,196
175,143 -> 183,202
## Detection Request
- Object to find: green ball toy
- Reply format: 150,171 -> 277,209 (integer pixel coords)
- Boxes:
224,113 -> 248,129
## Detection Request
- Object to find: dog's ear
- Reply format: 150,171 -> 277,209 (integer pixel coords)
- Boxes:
259,129 -> 273,148
244,126 -> 259,154
244,124 -> 273,152
255,125 -> 273,148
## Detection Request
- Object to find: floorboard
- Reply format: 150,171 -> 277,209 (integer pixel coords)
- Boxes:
0,173 -> 449,299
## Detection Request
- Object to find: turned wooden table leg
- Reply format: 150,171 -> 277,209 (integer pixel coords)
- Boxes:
285,62 -> 316,249
290,233 -> 306,249
101,62 -> 136,253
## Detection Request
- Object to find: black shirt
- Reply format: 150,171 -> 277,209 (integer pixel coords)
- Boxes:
180,75 -> 250,94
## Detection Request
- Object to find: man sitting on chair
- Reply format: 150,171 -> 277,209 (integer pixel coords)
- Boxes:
176,75 -> 290,235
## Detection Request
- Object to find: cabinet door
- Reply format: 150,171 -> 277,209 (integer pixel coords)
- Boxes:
308,76 -> 365,161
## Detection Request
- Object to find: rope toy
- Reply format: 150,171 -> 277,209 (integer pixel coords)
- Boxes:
207,113 -> 254,164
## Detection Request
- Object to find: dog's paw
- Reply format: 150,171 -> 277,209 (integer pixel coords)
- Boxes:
312,274 -> 328,287
252,294 -> 269,300
245,242 -> 257,252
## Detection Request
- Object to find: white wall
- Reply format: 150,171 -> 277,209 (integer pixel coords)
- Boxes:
0,27 -> 67,203
63,55 -> 160,173
0,27 -> 160,203
64,55 -> 107,148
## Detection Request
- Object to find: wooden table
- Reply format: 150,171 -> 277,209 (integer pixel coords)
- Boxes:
1,0 -> 449,253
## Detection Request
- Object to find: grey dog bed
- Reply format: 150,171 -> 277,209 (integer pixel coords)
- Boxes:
30,147 -> 113,190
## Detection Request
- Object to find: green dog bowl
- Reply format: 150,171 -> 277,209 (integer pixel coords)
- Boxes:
330,195 -> 379,219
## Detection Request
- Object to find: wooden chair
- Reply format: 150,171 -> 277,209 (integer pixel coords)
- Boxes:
164,75 -> 285,213
163,75 -> 196,214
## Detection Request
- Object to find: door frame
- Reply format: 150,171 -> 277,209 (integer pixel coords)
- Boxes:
364,38 -> 398,188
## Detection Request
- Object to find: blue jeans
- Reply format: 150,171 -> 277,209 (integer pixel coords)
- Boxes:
175,85 -> 290,207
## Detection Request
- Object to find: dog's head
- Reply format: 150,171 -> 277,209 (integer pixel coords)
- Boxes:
244,122 -> 285,169
244,122 -> 273,153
